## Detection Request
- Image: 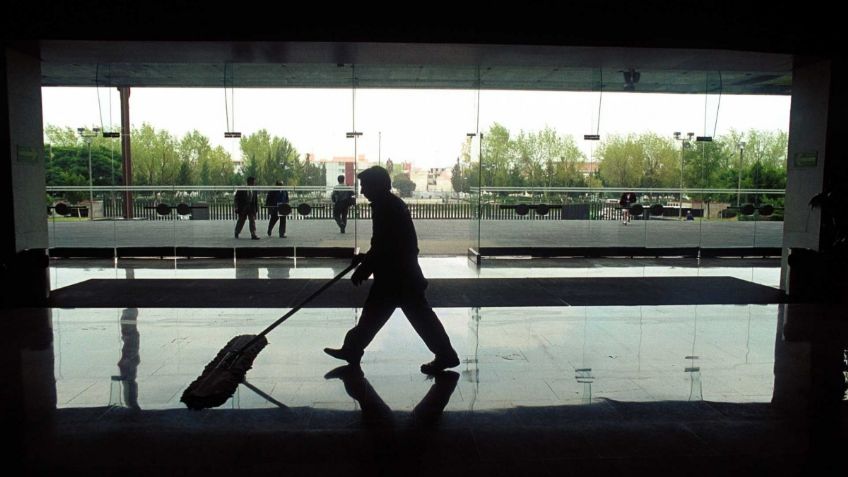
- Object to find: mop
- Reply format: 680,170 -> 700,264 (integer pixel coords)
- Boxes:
181,259 -> 361,410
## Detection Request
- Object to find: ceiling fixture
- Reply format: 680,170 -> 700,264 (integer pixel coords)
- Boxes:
622,68 -> 640,92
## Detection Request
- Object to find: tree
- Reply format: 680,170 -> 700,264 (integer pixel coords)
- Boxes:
480,123 -> 514,186
596,134 -> 644,187
177,130 -> 213,184
393,173 -> 416,197
239,130 -> 303,185
451,159 -> 467,193
131,123 -> 180,185
45,145 -> 122,187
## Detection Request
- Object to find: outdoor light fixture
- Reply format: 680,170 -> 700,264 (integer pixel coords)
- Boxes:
345,132 -> 363,138
673,131 -> 695,219
77,127 -> 101,220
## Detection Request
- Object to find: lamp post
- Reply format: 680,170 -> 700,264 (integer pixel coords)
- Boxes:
737,141 -> 746,207
673,132 -> 694,219
77,127 -> 100,219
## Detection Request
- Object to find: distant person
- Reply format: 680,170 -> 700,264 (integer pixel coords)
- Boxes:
331,174 -> 355,233
234,176 -> 260,240
686,209 -> 695,221
324,166 -> 460,374
266,180 -> 289,238
619,191 -> 637,225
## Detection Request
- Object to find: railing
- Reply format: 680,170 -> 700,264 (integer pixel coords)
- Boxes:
46,185 -> 786,222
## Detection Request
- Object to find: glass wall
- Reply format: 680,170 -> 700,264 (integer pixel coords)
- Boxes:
43,69 -> 788,258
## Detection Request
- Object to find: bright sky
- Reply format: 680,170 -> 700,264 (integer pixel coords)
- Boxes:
41,87 -> 791,169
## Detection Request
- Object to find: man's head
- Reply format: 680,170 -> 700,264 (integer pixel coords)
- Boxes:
357,166 -> 391,201
275,180 -> 283,186
246,176 -> 255,186
337,174 -> 345,184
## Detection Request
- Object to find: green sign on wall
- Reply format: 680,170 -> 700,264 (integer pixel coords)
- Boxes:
793,151 -> 818,167
16,145 -> 40,164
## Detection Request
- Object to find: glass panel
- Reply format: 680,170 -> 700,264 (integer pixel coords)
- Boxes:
353,68 -> 480,256
42,77 -> 788,257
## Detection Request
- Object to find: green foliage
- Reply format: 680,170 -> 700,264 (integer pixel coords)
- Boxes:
238,130 -> 324,186
470,123 -> 588,188
46,144 -> 123,187
451,160 -> 467,193
392,173 -> 416,197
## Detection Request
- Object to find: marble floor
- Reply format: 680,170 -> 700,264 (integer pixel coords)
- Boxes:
48,256 -> 782,290
6,258 -> 846,476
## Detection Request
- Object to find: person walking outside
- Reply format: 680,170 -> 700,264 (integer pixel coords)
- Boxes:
331,174 -> 355,233
266,180 -> 289,238
234,176 -> 260,240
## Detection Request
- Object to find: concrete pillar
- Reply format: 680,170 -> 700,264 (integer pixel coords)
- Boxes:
781,58 -> 830,293
119,86 -> 133,218
781,56 -> 848,297
1,44 -> 49,307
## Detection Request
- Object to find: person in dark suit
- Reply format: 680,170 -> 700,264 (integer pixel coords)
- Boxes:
331,174 -> 355,233
266,180 -> 289,238
324,166 -> 459,374
234,176 -> 260,240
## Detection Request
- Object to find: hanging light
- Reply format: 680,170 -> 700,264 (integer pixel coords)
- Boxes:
585,67 -> 603,141
223,63 -> 241,139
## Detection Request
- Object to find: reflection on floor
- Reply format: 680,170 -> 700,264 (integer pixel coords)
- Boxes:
49,256 -> 783,290
5,303 -> 847,475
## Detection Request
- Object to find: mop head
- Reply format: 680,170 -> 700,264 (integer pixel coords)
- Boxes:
181,334 -> 268,410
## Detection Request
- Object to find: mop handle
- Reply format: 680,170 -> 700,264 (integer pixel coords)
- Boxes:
238,258 -> 363,352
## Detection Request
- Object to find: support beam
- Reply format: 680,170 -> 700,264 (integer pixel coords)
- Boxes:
119,86 -> 133,218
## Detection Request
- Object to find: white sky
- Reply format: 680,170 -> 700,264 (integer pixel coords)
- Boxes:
41,87 -> 791,169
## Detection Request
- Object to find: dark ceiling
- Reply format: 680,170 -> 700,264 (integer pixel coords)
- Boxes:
7,2 -> 840,95
38,41 -> 792,94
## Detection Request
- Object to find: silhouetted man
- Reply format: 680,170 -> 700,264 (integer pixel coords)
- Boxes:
234,176 -> 260,240
266,179 -> 289,238
324,166 -> 459,374
331,174 -> 355,233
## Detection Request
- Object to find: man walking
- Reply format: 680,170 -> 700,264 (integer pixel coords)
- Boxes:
324,166 -> 459,374
266,180 -> 289,238
234,176 -> 260,240
331,174 -> 355,233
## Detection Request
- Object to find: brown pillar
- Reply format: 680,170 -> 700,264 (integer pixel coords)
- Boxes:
119,86 -> 133,218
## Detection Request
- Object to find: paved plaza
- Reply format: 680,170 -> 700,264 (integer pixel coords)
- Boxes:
48,218 -> 783,255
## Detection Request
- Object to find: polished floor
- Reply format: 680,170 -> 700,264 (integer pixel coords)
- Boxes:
6,258 -> 846,476
48,256 -> 782,289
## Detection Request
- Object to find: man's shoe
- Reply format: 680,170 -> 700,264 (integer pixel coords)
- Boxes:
251,235 -> 261,240
324,347 -> 363,364
420,355 -> 460,374
234,233 -> 239,239
323,364 -> 364,380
